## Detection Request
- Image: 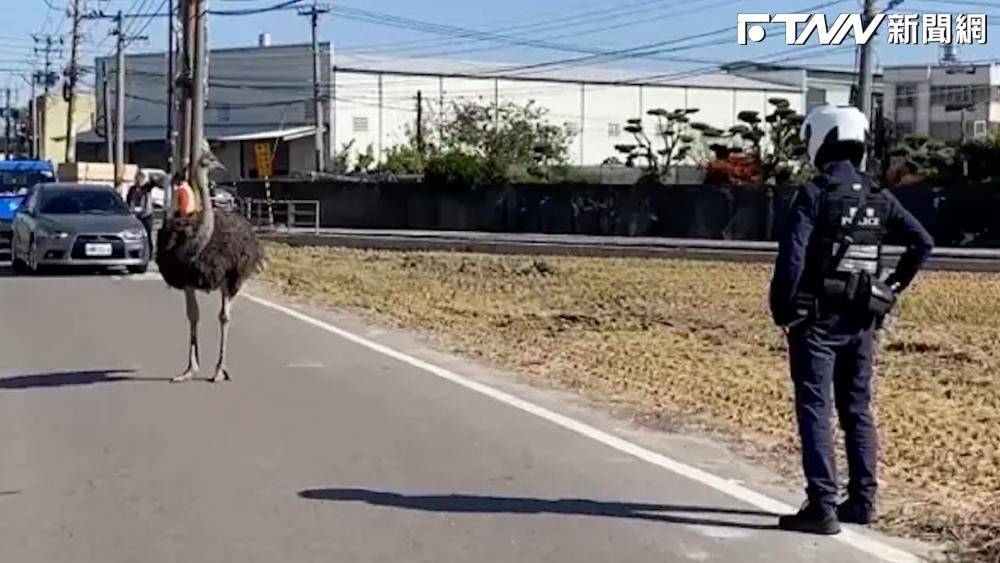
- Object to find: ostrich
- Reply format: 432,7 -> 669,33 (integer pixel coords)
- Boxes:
156,149 -> 264,383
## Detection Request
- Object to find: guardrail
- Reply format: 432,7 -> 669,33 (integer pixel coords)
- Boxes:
240,198 -> 320,234
259,228 -> 1000,272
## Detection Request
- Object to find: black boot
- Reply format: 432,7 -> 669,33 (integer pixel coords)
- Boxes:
837,497 -> 877,525
778,500 -> 841,535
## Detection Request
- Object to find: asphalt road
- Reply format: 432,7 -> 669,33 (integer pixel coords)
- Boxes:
0,267 -> 925,563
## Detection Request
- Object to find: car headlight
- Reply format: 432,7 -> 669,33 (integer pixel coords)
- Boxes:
122,229 -> 146,241
36,227 -> 69,239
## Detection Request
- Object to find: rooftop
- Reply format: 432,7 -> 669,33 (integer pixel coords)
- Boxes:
332,52 -> 801,92
116,42 -> 802,93
721,61 -> 882,80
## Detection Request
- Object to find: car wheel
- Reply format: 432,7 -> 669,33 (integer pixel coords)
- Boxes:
128,263 -> 149,275
10,234 -> 23,270
11,250 -> 29,272
27,237 -> 40,273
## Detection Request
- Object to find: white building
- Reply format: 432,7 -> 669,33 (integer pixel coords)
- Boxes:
80,42 -> 806,176
883,62 -> 1000,141
722,61 -> 884,114
333,53 -> 803,167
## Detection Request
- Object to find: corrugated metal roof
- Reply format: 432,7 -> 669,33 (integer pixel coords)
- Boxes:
214,126 -> 316,142
332,53 -> 802,92
113,43 -> 802,93
78,124 -> 316,144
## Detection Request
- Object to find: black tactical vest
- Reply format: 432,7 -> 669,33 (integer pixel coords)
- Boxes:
802,174 -> 890,295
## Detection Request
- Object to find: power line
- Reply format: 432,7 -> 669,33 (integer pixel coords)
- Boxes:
485,0 -> 849,76
336,0 -> 732,58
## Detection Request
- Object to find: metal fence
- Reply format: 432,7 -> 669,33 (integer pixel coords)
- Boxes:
239,198 -> 321,234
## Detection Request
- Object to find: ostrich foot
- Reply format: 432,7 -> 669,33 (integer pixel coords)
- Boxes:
171,368 -> 198,383
211,367 -> 231,383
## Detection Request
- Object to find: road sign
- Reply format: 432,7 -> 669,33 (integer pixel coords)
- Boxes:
253,142 -> 273,178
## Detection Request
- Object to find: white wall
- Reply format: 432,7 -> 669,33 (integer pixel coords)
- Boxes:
328,70 -> 805,167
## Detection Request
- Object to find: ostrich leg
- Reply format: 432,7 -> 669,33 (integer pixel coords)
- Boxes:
212,291 -> 233,383
172,288 -> 201,383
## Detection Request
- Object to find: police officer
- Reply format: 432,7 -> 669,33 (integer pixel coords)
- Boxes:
770,104 -> 934,535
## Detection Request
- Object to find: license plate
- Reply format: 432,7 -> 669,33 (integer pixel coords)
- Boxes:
85,243 -> 113,257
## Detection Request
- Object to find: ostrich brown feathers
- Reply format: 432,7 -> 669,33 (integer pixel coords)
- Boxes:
156,211 -> 264,296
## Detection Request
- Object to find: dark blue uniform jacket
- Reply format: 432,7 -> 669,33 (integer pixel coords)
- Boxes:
769,161 -> 935,327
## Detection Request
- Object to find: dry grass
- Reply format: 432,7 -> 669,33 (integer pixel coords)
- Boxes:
259,243 -> 1000,562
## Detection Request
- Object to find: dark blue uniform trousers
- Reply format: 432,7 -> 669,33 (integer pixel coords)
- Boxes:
787,315 -> 879,508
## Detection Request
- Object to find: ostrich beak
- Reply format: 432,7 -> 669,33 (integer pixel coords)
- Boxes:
199,150 -> 227,172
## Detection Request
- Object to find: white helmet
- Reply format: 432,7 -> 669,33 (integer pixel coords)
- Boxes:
800,104 -> 869,166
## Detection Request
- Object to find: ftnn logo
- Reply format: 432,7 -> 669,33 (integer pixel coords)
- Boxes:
738,13 -> 887,45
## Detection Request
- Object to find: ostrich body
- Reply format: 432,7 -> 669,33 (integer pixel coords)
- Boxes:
156,151 -> 264,383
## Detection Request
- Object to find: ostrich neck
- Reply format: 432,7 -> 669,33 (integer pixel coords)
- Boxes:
191,164 -> 215,254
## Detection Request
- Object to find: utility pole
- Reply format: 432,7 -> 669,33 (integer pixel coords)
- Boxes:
416,90 -> 424,155
80,10 -> 148,184
64,0 -> 83,163
4,89 -> 10,161
299,1 -> 330,173
167,0 -> 177,176
856,0 -> 876,170
102,59 -> 112,162
32,35 -> 61,160
114,12 -> 126,190
29,74 -> 37,159
189,0 -> 207,178
177,0 -> 195,179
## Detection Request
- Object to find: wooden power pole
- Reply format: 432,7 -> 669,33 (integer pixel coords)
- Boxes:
856,0 -> 876,170
299,1 -> 330,173
64,0 -> 83,163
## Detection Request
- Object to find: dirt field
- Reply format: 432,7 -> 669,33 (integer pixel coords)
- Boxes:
259,243 -> 1000,562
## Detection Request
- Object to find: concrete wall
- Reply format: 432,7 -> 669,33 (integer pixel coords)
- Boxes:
37,93 -> 96,164
235,178 -> 991,246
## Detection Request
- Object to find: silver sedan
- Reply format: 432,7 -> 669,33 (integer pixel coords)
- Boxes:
10,183 -> 150,274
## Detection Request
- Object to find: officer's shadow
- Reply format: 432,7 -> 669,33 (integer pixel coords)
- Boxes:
298,488 -> 779,530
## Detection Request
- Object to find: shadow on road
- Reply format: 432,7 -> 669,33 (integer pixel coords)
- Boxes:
0,262 -> 136,278
0,369 -> 170,390
298,488 -> 779,530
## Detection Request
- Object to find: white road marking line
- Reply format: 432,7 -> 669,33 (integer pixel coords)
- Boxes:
244,293 -> 921,563
287,361 -> 325,369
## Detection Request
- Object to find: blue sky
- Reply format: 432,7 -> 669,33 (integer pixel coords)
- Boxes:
3,0 -> 998,105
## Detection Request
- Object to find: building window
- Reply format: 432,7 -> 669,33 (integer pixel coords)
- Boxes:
929,120 -> 963,141
807,87 -> 827,110
896,83 -> 917,108
608,123 -> 621,137
895,121 -> 915,137
352,116 -> 369,133
947,85 -> 974,105
931,84 -> 988,106
931,86 -> 945,105
974,120 -> 989,139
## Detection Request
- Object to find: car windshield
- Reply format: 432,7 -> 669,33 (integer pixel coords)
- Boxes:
0,170 -> 55,193
39,188 -> 131,215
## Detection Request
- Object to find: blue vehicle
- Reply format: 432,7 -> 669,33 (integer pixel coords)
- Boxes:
0,160 -> 57,254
